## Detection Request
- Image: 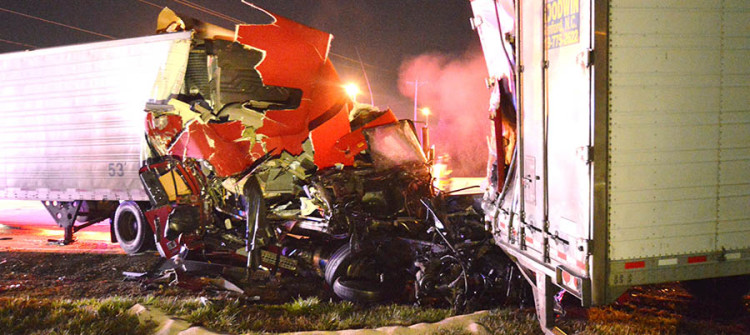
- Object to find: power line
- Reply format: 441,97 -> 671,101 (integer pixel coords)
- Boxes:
134,0 -> 163,9
154,0 -> 392,75
0,38 -> 37,49
135,0 -> 243,25
329,52 -> 396,75
0,7 -> 116,40
2,1 -> 395,78
131,0 -> 395,76
173,0 -> 243,24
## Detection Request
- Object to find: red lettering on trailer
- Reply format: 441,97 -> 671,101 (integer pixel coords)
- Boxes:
688,256 -> 707,264
624,261 -> 645,269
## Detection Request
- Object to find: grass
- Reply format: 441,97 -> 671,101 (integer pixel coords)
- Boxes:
0,295 -> 455,334
475,308 -> 543,335
0,296 -> 155,335
151,296 -> 455,333
2,295 -> 745,334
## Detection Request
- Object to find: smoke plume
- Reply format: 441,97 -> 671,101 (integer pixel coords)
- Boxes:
398,49 -> 491,177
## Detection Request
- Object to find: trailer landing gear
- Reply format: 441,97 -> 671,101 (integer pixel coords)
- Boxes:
515,264 -> 568,335
42,200 -> 117,245
43,201 -> 83,245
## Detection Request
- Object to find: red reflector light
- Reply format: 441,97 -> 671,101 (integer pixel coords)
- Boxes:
688,256 -> 707,264
625,261 -> 645,269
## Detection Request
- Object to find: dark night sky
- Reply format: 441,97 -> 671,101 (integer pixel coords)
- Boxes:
1,0 -> 491,175
0,0 -> 479,115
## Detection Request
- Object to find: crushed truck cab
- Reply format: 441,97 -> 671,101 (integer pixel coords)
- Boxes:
0,6 -> 516,308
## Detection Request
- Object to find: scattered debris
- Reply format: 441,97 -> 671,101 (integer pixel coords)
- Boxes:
122,271 -> 148,280
0,3 -> 518,311
0,284 -> 22,293
114,6 -> 523,310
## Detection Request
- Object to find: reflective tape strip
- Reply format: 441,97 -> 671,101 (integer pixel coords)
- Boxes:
525,237 -> 534,245
658,258 -> 678,266
726,252 -> 741,260
557,251 -> 567,260
625,261 -> 645,269
688,256 -> 707,264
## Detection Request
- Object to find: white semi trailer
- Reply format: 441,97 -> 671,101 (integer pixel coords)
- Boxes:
470,0 -> 750,333
0,32 -> 192,244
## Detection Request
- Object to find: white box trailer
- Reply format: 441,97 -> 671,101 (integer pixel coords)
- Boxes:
471,0 -> 750,333
0,32 -> 192,242
0,32 -> 192,202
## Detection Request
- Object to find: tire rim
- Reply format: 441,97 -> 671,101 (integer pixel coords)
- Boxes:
117,210 -> 139,243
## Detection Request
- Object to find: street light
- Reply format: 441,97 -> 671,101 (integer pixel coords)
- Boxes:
419,107 -> 432,159
344,83 -> 360,102
421,107 -> 431,125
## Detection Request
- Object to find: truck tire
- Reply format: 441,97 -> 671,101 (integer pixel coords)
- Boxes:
113,201 -> 153,255
324,241 -> 407,303
332,278 -> 387,303
325,243 -> 352,286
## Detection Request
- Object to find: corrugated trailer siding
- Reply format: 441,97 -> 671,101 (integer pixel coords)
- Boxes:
718,0 -> 750,250
0,32 -> 191,201
608,0 -> 750,260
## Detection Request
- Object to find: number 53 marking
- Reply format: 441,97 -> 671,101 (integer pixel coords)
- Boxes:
108,162 -> 125,177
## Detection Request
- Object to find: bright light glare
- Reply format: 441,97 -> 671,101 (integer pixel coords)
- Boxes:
344,83 -> 360,101
421,107 -> 431,116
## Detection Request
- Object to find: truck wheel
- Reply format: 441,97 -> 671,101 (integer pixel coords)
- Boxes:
324,242 -> 407,303
325,243 -> 352,286
113,201 -> 153,255
333,278 -> 387,303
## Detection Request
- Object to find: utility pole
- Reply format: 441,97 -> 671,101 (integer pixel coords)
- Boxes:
406,79 -> 428,123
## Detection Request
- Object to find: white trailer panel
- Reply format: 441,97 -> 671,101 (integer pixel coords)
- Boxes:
473,0 -> 750,313
0,32 -> 192,201
607,0 -> 750,259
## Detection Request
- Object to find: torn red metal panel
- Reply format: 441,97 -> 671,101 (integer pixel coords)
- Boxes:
168,121 -> 255,178
235,7 -> 351,163
144,205 -> 180,259
145,113 -> 183,154
333,109 -> 399,161
310,105 -> 352,168
308,60 -> 354,168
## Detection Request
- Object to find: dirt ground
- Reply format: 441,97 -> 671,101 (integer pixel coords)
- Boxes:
0,251 -> 335,304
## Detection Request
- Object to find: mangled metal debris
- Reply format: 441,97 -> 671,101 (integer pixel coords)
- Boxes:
0,4 -> 517,310
125,6 -> 522,309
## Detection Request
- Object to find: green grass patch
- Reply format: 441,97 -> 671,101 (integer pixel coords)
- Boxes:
475,308 -> 543,335
0,294 -> 456,334
0,296 -> 154,335
2,295 -> 736,334
151,296 -> 455,333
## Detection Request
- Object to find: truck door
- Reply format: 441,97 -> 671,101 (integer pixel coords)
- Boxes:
542,0 -> 593,245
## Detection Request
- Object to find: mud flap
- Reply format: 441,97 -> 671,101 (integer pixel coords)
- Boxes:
532,271 -> 567,335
